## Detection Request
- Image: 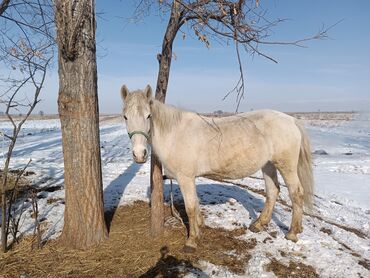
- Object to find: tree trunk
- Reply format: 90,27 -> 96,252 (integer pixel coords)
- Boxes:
1,153 -> 10,252
1,136 -> 16,252
55,0 -> 108,249
151,1 -> 182,237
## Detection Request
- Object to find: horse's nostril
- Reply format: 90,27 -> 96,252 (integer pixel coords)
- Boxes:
143,149 -> 147,157
133,152 -> 137,159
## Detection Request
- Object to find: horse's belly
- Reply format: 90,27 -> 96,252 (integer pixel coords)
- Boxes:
204,162 -> 260,180
202,151 -> 268,180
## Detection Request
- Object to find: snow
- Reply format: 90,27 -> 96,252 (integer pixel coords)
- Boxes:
307,113 -> 370,209
0,114 -> 369,277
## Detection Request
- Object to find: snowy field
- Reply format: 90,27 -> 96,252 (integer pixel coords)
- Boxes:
0,113 -> 369,277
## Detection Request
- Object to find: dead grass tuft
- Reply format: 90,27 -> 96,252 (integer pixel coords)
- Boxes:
319,227 -> 332,235
358,258 -> 370,271
46,197 -> 65,205
0,169 -> 32,193
266,258 -> 318,278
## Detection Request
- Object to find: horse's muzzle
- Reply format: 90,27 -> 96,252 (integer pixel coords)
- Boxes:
133,149 -> 148,164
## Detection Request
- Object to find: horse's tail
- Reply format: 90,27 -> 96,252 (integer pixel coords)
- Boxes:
296,121 -> 314,210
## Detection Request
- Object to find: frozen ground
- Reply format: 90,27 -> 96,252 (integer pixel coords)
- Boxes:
307,113 -> 370,209
0,113 -> 369,277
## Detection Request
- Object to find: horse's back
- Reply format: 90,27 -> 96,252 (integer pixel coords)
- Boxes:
165,109 -> 301,180
240,109 -> 297,134
193,111 -> 276,179
210,109 -> 299,140
243,109 -> 302,164
209,109 -> 302,166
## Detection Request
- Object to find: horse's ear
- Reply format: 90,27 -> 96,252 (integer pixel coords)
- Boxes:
144,84 -> 152,100
121,85 -> 129,101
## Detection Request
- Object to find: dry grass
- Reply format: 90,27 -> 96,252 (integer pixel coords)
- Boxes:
0,170 -> 35,207
266,258 -> 318,278
0,170 -> 34,192
0,201 -> 257,277
358,259 -> 370,271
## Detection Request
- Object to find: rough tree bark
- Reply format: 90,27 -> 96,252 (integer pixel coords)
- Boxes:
151,1 -> 182,237
55,0 -> 108,248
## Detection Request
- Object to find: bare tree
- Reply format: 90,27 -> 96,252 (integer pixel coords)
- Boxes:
0,0 -> 54,252
54,0 -> 108,249
132,0 -> 330,236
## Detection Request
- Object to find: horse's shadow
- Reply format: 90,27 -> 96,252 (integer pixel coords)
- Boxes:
139,246 -> 209,278
164,181 -> 289,232
104,162 -> 141,230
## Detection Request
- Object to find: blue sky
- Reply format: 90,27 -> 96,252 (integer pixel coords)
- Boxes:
40,0 -> 370,113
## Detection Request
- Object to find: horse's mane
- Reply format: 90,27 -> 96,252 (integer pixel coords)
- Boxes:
151,100 -> 183,134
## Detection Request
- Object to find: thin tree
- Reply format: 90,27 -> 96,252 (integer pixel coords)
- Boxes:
0,0 -> 54,252
54,0 -> 108,248
133,0 -> 330,236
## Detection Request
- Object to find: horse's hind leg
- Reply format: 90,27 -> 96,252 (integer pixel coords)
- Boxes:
250,162 -> 280,232
177,176 -> 201,252
277,163 -> 304,242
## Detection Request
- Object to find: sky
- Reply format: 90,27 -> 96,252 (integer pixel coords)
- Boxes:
38,0 -> 370,114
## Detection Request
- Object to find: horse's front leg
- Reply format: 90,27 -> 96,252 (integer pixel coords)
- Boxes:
177,176 -> 201,253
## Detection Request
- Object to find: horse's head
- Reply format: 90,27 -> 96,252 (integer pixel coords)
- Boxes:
120,84 -> 152,164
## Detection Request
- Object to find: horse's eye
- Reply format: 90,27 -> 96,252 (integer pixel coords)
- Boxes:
124,115 -> 128,120
147,114 -> 151,119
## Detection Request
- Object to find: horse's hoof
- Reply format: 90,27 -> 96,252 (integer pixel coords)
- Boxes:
183,245 -> 196,253
285,232 -> 299,242
249,221 -> 264,233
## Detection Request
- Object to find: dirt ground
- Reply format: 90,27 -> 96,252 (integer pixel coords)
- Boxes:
0,201 -> 318,277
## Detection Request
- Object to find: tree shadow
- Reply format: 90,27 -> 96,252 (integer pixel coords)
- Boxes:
104,162 -> 141,231
139,246 -> 209,278
11,125 -> 119,157
11,136 -> 62,157
164,181 -> 289,232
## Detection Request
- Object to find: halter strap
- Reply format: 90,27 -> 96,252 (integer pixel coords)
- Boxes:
128,130 -> 150,140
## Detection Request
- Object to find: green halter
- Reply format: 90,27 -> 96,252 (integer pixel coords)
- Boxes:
128,130 -> 150,140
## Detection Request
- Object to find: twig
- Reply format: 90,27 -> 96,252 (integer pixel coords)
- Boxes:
169,179 -> 185,228
6,159 -> 32,240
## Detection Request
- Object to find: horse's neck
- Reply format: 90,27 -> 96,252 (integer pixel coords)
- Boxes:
150,100 -> 184,158
151,100 -> 183,135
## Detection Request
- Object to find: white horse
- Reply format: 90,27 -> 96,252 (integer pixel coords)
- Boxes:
120,85 -> 314,252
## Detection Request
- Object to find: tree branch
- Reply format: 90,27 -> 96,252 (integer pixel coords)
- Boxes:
0,0 -> 10,16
